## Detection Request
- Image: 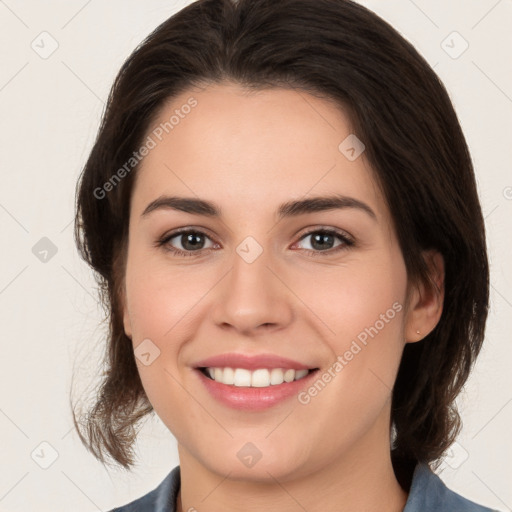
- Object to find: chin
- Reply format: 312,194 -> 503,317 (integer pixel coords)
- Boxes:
198,446 -> 309,483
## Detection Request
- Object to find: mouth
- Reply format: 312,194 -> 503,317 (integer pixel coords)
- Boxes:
198,366 -> 318,388
192,352 -> 321,410
194,366 -> 320,410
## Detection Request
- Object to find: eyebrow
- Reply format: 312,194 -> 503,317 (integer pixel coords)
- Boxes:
141,193 -> 377,221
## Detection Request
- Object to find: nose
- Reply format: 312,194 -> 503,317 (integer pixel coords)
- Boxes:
210,241 -> 294,336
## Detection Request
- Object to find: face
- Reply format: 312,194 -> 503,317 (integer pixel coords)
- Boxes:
122,82 -> 423,482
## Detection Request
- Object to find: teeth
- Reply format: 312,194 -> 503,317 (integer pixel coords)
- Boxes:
234,368 -> 252,387
295,369 -> 309,380
270,368 -> 284,385
203,367 -> 310,387
251,369 -> 269,387
223,367 -> 235,385
284,369 -> 295,382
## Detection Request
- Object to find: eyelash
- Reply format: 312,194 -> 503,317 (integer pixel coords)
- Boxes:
155,227 -> 355,258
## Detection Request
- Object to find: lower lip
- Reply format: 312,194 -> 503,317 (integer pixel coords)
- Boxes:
194,368 -> 319,411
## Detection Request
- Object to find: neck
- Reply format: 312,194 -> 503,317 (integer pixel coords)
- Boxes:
175,418 -> 409,512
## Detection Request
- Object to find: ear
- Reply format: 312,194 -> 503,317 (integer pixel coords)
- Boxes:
120,284 -> 133,340
123,307 -> 133,340
404,250 -> 445,343
112,240 -> 132,340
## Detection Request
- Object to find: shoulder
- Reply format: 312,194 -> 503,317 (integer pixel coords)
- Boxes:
108,465 -> 181,512
404,463 -> 501,512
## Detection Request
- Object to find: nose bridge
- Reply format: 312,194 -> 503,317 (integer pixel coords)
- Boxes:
233,234 -> 272,288
211,232 -> 292,333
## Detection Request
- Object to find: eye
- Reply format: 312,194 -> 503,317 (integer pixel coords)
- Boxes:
156,227 -> 354,258
156,229 -> 216,257
293,228 -> 354,256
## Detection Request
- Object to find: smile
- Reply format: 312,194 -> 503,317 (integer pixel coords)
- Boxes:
200,367 -> 312,387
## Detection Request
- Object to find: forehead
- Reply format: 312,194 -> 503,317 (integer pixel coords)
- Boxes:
132,82 -> 387,222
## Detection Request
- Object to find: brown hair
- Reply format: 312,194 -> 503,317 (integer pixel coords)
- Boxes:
72,0 -> 489,482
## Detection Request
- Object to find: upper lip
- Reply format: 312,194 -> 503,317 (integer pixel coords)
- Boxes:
193,353 -> 317,371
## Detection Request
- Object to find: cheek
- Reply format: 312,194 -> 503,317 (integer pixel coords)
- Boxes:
339,266 -> 406,349
124,253 -> 206,340
286,260 -> 407,467
290,254 -> 407,349
289,254 -> 407,414
123,251 -> 216,416
123,257 -> 199,436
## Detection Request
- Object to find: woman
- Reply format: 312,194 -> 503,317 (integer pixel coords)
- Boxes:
72,0 -> 499,510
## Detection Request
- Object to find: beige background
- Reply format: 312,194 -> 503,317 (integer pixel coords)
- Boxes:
0,0 -> 511,510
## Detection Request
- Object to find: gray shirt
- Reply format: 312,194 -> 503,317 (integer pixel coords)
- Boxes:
110,463 -> 500,511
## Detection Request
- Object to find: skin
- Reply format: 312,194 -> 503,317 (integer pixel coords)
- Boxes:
122,82 -> 444,512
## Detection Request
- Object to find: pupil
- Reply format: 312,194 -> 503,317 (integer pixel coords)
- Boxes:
182,233 -> 203,250
311,233 -> 333,250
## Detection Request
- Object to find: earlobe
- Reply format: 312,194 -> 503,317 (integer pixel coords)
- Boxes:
405,250 -> 445,343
